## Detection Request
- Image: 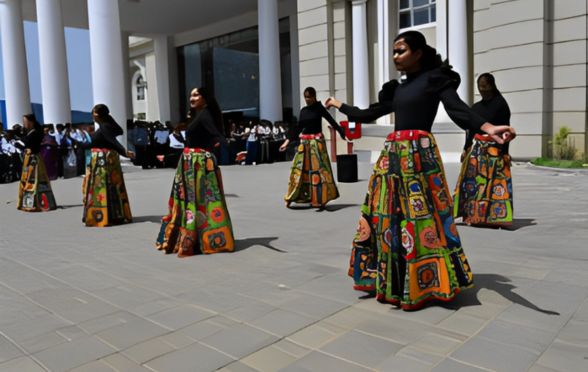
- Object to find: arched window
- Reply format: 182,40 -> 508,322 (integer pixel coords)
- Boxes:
136,75 -> 147,101
399,0 -> 436,29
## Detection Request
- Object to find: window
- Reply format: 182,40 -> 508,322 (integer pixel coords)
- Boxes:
136,75 -> 146,101
399,0 -> 436,29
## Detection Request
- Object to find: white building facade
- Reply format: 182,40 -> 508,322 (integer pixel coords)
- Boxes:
1,0 -> 586,159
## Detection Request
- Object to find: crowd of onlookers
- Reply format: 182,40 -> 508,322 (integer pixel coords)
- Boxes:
0,117 -> 298,183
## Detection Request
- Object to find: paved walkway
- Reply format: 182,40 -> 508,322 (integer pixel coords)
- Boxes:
0,159 -> 587,372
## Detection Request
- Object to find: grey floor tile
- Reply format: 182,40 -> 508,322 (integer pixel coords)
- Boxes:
556,319 -> 588,347
534,340 -> 588,372
179,316 -> 240,341
250,308 -> 316,337
320,330 -> 403,368
279,351 -> 372,372
476,319 -> 557,354
0,336 -> 24,363
451,336 -> 539,372
0,357 -> 46,372
122,337 -> 176,364
144,342 -> 234,372
96,317 -> 170,350
200,323 -> 278,359
431,358 -> 489,372
78,311 -> 142,334
147,304 -> 216,330
33,335 -> 116,372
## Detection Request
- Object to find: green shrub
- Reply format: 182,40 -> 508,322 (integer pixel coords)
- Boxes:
553,126 -> 577,160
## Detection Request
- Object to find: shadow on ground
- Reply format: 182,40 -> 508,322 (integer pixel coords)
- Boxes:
321,203 -> 360,212
57,204 -> 84,209
234,236 -> 285,253
133,215 -> 164,223
439,273 -> 560,315
457,218 -> 537,231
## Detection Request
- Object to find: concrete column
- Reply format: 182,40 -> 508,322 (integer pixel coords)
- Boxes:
351,0 -> 369,109
436,0 -> 448,60
121,31 -> 133,121
448,0 -> 470,103
0,0 -> 31,127
87,0 -> 128,143
37,0 -> 72,124
154,35 -> 180,123
258,0 -> 283,121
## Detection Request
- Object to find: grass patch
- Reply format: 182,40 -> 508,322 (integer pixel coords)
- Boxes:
531,157 -> 587,168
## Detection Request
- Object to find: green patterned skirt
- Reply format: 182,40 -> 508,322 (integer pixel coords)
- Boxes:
156,148 -> 234,257
284,134 -> 339,207
17,150 -> 57,212
82,149 -> 132,227
349,130 -> 473,310
454,134 -> 513,226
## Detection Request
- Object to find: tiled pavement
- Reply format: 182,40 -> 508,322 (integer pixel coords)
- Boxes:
0,158 -> 587,372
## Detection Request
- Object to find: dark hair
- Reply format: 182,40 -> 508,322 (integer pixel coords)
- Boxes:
193,87 -> 224,135
92,103 -> 110,119
394,30 -> 443,71
23,113 -> 42,129
477,72 -> 500,95
303,87 -> 317,98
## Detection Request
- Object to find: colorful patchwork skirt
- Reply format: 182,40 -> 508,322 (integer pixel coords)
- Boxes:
348,130 -> 473,310
156,148 -> 234,257
82,148 -> 132,227
17,150 -> 57,212
284,133 -> 339,207
453,134 -> 513,226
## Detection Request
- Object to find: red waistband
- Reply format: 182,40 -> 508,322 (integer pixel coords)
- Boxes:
386,130 -> 431,142
474,134 -> 495,142
91,148 -> 113,153
299,133 -> 323,140
183,147 -> 207,154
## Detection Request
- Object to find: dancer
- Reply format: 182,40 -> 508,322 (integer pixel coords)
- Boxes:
156,87 -> 234,257
325,31 -> 515,310
454,73 -> 513,227
280,87 -> 347,209
82,104 -> 133,227
17,114 -> 57,212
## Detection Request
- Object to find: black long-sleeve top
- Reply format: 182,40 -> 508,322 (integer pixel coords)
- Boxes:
87,119 -> 127,156
339,67 -> 486,133
465,94 -> 511,150
22,126 -> 45,154
288,101 -> 345,141
184,108 -> 225,150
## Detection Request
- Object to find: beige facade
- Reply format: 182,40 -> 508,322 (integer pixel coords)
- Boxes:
297,0 -> 588,161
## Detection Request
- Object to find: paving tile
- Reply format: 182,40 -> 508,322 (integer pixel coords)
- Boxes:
223,300 -> 277,322
179,316 -> 240,341
241,345 -> 298,371
436,312 -> 488,336
287,323 -> 344,349
534,340 -> 588,372
376,353 -> 435,372
96,317 -> 170,350
279,351 -> 372,372
271,339 -> 311,359
33,335 -> 116,372
397,346 -> 443,365
431,358 -> 489,372
147,304 -> 216,330
406,332 -> 463,356
451,336 -> 539,372
476,319 -> 557,354
144,342 -> 234,372
218,361 -> 260,372
556,319 -> 588,346
17,330 -> 68,354
320,330 -> 403,368
123,337 -> 176,364
250,308 -> 316,337
354,315 -> 429,345
0,357 -> 45,372
527,364 -> 562,372
1,312 -> 72,343
100,353 -> 152,372
274,292 -> 349,319
200,323 -> 278,359
78,311 -> 142,334
69,360 -> 117,372
157,330 -> 197,349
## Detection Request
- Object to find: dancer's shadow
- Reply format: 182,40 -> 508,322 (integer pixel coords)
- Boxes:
439,273 -> 559,315
320,203 -> 359,212
224,193 -> 239,198
234,236 -> 286,253
456,218 -> 537,231
133,215 -> 163,223
58,204 -> 84,209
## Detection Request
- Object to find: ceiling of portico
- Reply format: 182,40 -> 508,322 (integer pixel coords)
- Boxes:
20,0 -> 261,36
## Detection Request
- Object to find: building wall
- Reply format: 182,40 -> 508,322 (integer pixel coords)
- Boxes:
473,0 -> 588,159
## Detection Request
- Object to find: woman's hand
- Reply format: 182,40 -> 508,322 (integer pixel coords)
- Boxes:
480,123 -> 516,144
325,97 -> 342,109
126,150 -> 135,159
279,139 -> 290,152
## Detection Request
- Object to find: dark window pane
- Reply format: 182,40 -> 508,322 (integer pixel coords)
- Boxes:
399,11 -> 411,28
431,5 -> 436,22
413,0 -> 429,7
413,8 -> 429,25
400,0 -> 410,10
